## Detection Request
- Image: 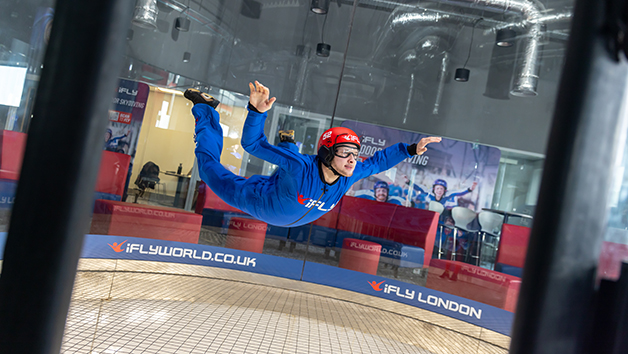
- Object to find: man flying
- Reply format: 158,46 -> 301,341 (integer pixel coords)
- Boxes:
185,81 -> 441,227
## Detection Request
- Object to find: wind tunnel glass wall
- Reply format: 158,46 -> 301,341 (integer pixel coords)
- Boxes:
88,0 -> 355,266
1,0 -> 575,349
0,2 -> 55,236
600,124 -> 628,283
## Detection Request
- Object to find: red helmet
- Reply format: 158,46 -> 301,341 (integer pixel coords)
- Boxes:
317,127 -> 361,151
317,127 -> 361,166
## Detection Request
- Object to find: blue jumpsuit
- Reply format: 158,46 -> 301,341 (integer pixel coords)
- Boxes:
193,104 -> 413,227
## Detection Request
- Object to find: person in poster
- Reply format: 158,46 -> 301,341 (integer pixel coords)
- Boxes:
343,122 -> 500,213
106,80 -> 149,201
186,81 -> 441,227
353,180 -> 406,205
407,178 -> 478,209
104,128 -> 132,154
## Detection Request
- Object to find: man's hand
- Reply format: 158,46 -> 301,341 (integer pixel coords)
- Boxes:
470,181 -> 478,191
249,81 -> 276,113
415,136 -> 442,155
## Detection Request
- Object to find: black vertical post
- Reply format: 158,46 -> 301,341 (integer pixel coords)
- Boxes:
0,1 -> 134,353
590,262 -> 628,353
510,1 -> 628,353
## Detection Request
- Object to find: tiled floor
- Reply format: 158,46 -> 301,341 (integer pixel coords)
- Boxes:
61,260 -> 509,354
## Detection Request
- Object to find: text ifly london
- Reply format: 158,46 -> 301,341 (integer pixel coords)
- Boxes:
383,283 -> 482,319
125,243 -> 256,267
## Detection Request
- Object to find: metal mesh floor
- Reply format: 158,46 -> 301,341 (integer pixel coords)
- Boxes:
61,261 -> 509,354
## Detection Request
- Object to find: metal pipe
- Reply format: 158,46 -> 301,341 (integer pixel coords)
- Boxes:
484,11 -> 573,34
403,73 -> 414,124
0,0 -> 134,352
374,0 -> 550,96
436,0 -> 546,95
433,52 -> 449,115
132,0 -> 158,29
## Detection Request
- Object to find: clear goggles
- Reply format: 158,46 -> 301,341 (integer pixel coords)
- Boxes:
334,145 -> 360,159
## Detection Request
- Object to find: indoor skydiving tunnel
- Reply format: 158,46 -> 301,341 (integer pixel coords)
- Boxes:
0,0 -> 628,353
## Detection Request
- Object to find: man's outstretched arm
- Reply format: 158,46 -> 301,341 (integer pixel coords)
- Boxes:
241,81 -> 306,171
357,136 -> 442,178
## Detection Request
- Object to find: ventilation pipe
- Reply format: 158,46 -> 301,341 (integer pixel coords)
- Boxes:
372,8 -> 491,65
132,0 -> 158,30
374,0 -> 551,96
435,0 -> 547,96
433,52 -> 449,115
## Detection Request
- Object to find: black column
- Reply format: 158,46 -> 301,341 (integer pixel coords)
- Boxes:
510,1 -> 628,353
0,1 -> 133,353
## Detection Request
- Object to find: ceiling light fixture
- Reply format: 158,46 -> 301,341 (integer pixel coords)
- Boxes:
455,18 -> 483,82
183,52 -> 191,62
175,17 -> 190,31
316,11 -> 330,57
496,28 -> 516,47
175,0 -> 190,31
454,68 -> 470,82
311,0 -> 330,15
317,43 -> 331,57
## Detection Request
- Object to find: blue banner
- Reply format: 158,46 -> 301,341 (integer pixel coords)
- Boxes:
0,232 -> 513,335
105,79 -> 149,156
0,232 -> 5,258
301,262 -> 514,336
81,234 -> 303,280
0,180 -> 16,209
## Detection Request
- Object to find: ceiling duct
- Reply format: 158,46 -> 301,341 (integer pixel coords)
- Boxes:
433,52 -> 450,115
434,0 -> 547,96
374,0 -> 550,97
132,0 -> 159,30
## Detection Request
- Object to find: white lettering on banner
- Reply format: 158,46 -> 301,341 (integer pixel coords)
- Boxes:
111,97 -> 146,109
228,220 -> 266,231
148,245 -> 207,259
380,248 -> 408,258
362,136 -> 386,146
118,87 -> 138,96
245,223 -> 266,231
158,247 -> 172,256
123,243 -> 255,267
404,155 -> 429,166
383,284 -> 415,299
461,266 -> 507,282
360,145 -> 383,157
113,205 -> 176,219
0,197 -> 15,204
417,292 -> 482,319
349,242 -> 379,252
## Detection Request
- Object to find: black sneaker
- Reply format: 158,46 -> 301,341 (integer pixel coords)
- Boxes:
279,130 -> 295,143
184,89 -> 220,109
